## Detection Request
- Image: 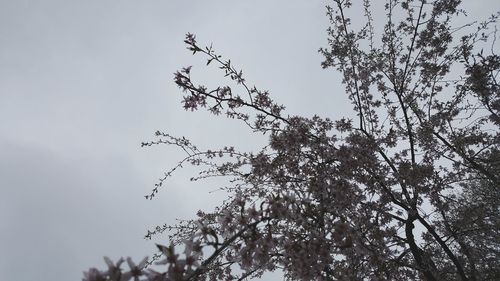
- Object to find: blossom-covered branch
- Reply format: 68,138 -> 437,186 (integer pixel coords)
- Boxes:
85,1 -> 499,280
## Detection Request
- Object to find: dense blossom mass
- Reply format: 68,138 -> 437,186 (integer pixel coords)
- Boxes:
85,1 -> 499,280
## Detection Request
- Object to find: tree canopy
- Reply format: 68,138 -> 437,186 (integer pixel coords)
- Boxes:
84,1 -> 499,280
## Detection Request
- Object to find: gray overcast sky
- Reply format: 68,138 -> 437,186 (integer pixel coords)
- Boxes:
0,1 -> 498,280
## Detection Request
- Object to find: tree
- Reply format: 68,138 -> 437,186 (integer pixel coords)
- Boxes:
84,1 -> 499,280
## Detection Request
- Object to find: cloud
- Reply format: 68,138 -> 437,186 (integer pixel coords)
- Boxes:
0,140 -> 152,280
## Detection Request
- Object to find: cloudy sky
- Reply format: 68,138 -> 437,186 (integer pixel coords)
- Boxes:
0,1 -> 498,280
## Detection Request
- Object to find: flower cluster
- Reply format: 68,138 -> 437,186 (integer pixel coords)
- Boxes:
85,1 -> 499,280
83,256 -> 148,281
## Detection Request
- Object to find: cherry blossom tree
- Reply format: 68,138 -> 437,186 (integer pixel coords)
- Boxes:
84,1 -> 499,280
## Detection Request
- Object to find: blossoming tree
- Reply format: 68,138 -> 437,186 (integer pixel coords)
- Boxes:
84,1 -> 499,280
